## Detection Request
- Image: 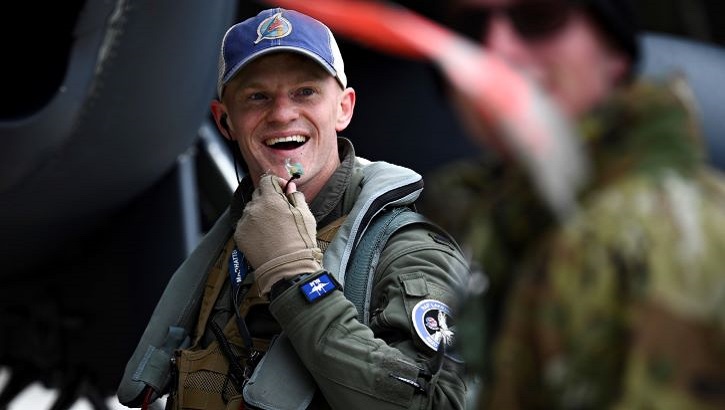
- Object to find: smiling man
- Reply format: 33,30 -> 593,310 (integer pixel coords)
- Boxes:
155,8 -> 471,410
211,34 -> 352,201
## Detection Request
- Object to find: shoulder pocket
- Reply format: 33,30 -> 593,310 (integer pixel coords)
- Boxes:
400,272 -> 429,297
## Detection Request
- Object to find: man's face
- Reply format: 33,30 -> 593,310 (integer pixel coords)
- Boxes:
217,53 -> 355,194
452,0 -> 629,118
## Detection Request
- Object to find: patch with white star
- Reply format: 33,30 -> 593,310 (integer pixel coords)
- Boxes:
411,299 -> 454,351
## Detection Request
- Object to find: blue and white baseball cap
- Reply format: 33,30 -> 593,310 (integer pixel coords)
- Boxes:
217,8 -> 347,98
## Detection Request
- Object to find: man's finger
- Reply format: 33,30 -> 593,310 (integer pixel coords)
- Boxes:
286,190 -> 306,208
285,181 -> 297,194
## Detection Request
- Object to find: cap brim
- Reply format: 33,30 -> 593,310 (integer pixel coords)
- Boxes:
220,47 -> 342,97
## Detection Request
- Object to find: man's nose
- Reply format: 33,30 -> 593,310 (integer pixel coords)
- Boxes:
267,96 -> 299,123
484,15 -> 533,67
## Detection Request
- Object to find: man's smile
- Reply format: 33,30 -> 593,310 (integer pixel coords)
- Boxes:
265,134 -> 309,150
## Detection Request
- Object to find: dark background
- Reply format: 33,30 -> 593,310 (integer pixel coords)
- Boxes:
0,1 -> 723,408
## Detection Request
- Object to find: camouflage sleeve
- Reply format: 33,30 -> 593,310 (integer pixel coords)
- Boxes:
487,172 -> 725,409
481,78 -> 725,409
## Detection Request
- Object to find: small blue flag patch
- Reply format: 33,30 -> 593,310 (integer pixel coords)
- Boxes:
300,272 -> 338,303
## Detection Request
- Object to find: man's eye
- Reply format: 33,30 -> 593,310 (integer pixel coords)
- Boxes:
297,88 -> 315,97
248,92 -> 267,101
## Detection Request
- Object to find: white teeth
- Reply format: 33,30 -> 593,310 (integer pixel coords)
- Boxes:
265,135 -> 308,146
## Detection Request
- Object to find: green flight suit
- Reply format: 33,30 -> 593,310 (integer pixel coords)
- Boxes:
171,138 -> 470,409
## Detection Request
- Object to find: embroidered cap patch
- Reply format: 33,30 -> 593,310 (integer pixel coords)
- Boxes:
255,12 -> 292,44
412,299 -> 454,351
300,272 -> 338,303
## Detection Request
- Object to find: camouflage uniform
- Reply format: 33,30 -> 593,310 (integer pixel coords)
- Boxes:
420,78 -> 725,409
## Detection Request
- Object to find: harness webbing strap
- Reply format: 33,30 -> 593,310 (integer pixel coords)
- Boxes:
344,207 -> 430,324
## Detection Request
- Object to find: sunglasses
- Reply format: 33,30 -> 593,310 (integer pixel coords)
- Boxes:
447,0 -> 576,42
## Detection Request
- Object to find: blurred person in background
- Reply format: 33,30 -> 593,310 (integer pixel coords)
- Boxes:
420,0 -> 725,408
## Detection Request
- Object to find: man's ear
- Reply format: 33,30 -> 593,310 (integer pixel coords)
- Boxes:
210,100 -> 233,140
335,87 -> 356,132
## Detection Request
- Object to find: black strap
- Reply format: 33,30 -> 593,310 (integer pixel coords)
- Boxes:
208,320 -> 247,394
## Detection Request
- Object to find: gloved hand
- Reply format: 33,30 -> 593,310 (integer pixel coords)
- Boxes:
234,174 -> 323,296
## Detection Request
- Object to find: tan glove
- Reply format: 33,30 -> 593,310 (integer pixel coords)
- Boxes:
234,174 -> 323,296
